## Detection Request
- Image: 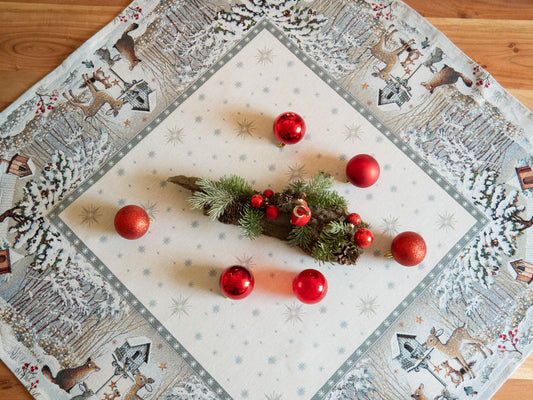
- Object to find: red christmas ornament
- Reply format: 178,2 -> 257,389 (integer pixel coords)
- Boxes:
347,212 -> 362,226
266,205 -> 279,220
354,228 -> 373,248
293,269 -> 328,304
389,231 -> 427,266
219,265 -> 255,299
250,194 -> 264,208
346,154 -> 380,188
263,189 -> 274,198
291,203 -> 311,226
273,112 -> 306,146
114,205 -> 150,240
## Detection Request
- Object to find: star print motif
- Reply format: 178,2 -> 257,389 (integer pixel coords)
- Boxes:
357,295 -> 378,317
256,47 -> 274,65
286,163 -> 306,181
124,119 -> 131,126
416,316 -> 423,324
140,201 -> 159,219
236,254 -> 255,268
437,211 -> 456,231
159,363 -> 167,371
166,127 -> 185,144
265,391 -> 283,400
109,381 -> 117,389
112,79 -> 120,86
235,118 -> 255,138
381,216 -> 400,235
284,303 -> 304,324
362,82 -> 369,89
80,204 -> 102,225
170,295 -> 191,318
343,123 -> 362,141
434,364 -> 442,373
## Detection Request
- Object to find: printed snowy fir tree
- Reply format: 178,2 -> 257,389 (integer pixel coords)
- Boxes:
169,172 -> 373,265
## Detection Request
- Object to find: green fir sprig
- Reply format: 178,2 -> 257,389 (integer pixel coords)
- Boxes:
288,172 -> 347,209
312,221 -> 353,264
238,203 -> 264,239
287,224 -> 312,250
189,175 -> 253,220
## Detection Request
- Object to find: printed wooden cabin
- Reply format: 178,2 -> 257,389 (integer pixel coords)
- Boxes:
510,259 -> 533,284
113,336 -> 151,375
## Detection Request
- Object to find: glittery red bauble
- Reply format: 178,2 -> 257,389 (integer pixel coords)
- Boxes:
346,154 -> 380,188
293,269 -> 328,304
273,112 -> 306,145
114,205 -> 150,240
219,265 -> 254,299
354,228 -> 373,248
391,231 -> 427,266
250,194 -> 264,208
347,212 -> 362,226
266,205 -> 279,219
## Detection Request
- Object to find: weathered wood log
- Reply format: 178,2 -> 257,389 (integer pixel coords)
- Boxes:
168,174 -> 365,265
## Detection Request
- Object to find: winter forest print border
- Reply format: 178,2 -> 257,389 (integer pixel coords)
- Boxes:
48,18 -> 489,399
0,1 -> 532,399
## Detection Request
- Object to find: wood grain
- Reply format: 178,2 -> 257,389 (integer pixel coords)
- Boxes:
0,1 -> 532,399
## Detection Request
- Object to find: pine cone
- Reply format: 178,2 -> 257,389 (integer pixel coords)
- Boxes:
219,200 -> 245,224
335,242 -> 361,265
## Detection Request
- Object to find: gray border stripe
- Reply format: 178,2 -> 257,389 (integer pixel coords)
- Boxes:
48,18 -> 489,400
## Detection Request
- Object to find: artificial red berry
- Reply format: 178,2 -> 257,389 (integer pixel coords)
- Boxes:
347,213 -> 361,226
250,194 -> 264,208
266,205 -> 279,219
263,189 -> 274,198
354,228 -> 373,248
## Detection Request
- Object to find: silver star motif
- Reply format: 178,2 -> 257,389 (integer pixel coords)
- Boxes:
166,127 -> 185,144
265,392 -> 283,400
286,163 -> 306,181
284,303 -> 304,324
357,295 -> 378,317
236,254 -> 255,268
170,295 -> 191,318
140,201 -> 158,220
437,211 -> 456,231
256,47 -> 274,65
344,123 -> 362,141
381,215 -> 400,235
80,204 -> 102,225
235,118 -> 255,138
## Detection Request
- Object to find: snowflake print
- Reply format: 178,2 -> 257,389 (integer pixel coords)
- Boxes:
235,118 -> 255,138
437,211 -> 456,231
256,47 -> 274,65
286,163 -> 306,181
344,123 -> 362,141
170,295 -> 192,318
284,303 -> 304,324
357,295 -> 379,317
80,204 -> 102,225
166,127 -> 185,144
381,216 -> 400,235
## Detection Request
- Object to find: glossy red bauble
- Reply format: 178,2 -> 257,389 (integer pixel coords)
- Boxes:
347,212 -> 362,226
250,194 -> 264,208
114,205 -> 150,240
266,205 -> 279,219
346,154 -> 380,188
291,204 -> 311,226
273,112 -> 306,145
219,265 -> 255,299
293,269 -> 328,304
354,228 -> 373,248
391,231 -> 427,266
263,189 -> 274,198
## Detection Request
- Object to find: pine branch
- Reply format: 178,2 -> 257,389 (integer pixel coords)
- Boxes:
287,224 -> 312,249
238,203 -> 264,239
312,221 -> 353,265
287,172 -> 347,208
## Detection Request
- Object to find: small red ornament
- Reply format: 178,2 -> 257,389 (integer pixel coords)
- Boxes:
293,269 -> 328,304
291,203 -> 311,226
354,228 -> 373,248
250,194 -> 264,208
114,205 -> 150,240
263,189 -> 274,198
219,265 -> 255,299
346,154 -> 380,188
266,205 -> 279,219
273,112 -> 306,146
347,212 -> 362,226
389,231 -> 427,266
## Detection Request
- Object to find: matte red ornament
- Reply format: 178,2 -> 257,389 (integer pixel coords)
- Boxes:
266,205 -> 279,220
263,189 -> 274,198
250,194 -> 264,208
389,231 -> 427,266
347,212 -> 362,226
273,112 -> 306,145
293,269 -> 328,304
219,265 -> 255,299
291,204 -> 311,226
354,228 -> 373,248
114,205 -> 150,240
346,154 -> 380,188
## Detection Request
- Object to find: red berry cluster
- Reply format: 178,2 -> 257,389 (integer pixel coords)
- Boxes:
473,65 -> 490,89
29,380 -> 40,390
371,3 -> 391,20
498,328 -> 521,354
348,213 -> 373,248
250,190 -> 279,220
35,94 -> 58,114
119,15 -> 128,23
21,362 -> 39,379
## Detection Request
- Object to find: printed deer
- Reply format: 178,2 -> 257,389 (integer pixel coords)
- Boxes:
124,372 -> 154,400
369,25 -> 414,81
63,74 -> 123,120
426,325 -> 492,378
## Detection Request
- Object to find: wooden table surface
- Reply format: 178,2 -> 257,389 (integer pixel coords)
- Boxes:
0,0 -> 532,398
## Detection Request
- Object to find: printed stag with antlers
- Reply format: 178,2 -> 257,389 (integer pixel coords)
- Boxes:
369,25 -> 414,82
426,324 -> 492,379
